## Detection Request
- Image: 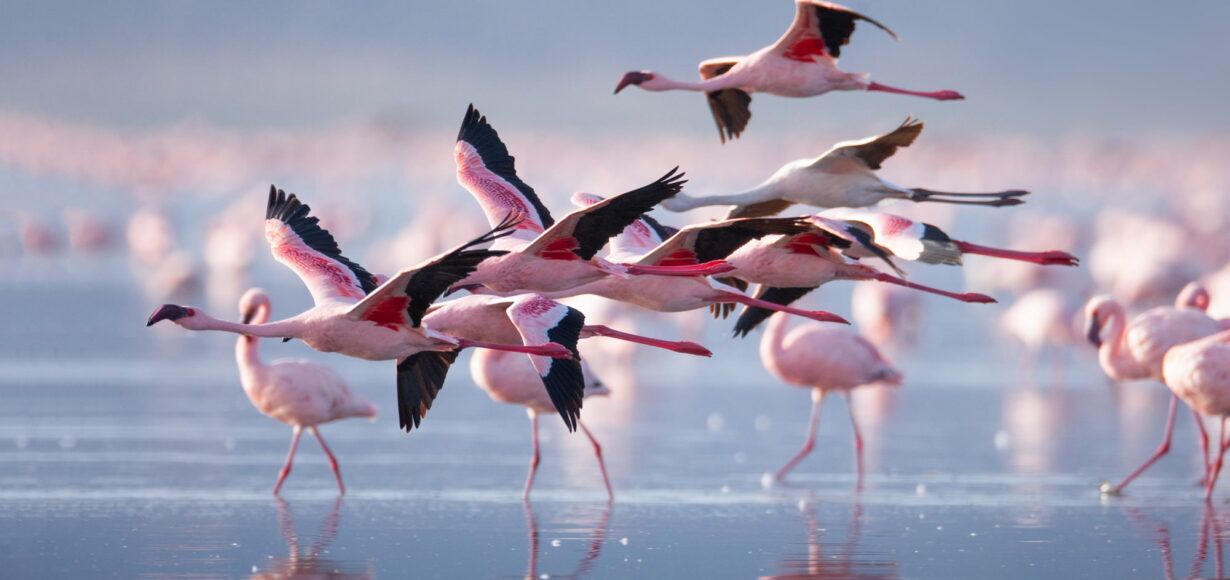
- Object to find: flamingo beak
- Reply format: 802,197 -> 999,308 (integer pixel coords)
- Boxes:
282,337 -> 293,343
614,71 -> 649,94
146,304 -> 190,326
1085,316 -> 1102,347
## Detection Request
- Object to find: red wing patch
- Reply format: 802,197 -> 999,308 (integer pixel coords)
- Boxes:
878,215 -> 915,237
537,237 -> 581,261
655,249 -> 698,267
513,295 -> 558,318
783,37 -> 827,62
786,232 -> 831,256
275,245 -> 365,300
362,296 -> 410,331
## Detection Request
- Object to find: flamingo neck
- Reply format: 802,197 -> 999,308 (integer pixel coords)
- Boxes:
760,312 -> 791,367
1098,305 -> 1140,379
234,305 -> 270,382
193,310 -> 304,340
651,74 -> 729,93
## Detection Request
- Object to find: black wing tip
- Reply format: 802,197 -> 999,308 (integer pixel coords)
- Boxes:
457,103 -> 486,143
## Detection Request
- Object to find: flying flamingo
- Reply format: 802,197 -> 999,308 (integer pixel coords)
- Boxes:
760,312 -> 902,483
614,1 -> 964,143
451,105 -> 731,296
234,288 -> 376,495
661,118 -> 1026,217
540,196 -> 849,325
147,186 -> 574,432
1163,328 -> 1230,499
463,295 -> 614,498
1085,282 -> 1224,495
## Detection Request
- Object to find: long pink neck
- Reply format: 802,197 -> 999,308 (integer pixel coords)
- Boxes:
195,310 -> 304,339
1098,304 -> 1141,379
234,305 -> 270,379
760,313 -> 791,368
654,74 -> 732,93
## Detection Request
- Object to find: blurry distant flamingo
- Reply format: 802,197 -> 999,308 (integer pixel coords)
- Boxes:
463,295 -> 614,498
1089,211 -> 1204,307
60,208 -> 113,253
235,288 -> 376,495
1163,329 -> 1230,499
147,187 -> 574,432
1,209 -> 59,256
615,2 -> 963,143
126,206 -> 176,267
850,282 -> 920,350
451,105 -> 731,295
1000,288 -> 1082,380
761,312 -> 901,483
1086,282 -> 1224,495
663,119 -> 1024,217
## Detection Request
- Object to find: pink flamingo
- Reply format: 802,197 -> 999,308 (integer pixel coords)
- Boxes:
663,118 -> 1024,215
760,312 -> 902,482
615,2 -> 964,143
1164,328 -> 1230,499
999,288 -> 1083,379
147,186 -> 573,432
464,295 -> 614,498
451,106 -> 730,296
1086,282 -> 1224,495
850,282 -> 921,350
235,289 -> 376,495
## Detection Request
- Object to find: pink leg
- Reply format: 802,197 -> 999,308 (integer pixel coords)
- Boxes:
623,259 -> 734,277
273,426 -> 303,496
1207,418 -> 1228,500
456,338 -> 573,360
579,420 -> 614,500
309,426 -> 345,495
866,81 -> 964,101
1195,409 -> 1212,486
523,500 -> 539,579
776,389 -> 825,482
582,324 -> 711,357
719,291 -> 848,325
868,272 -> 996,304
1107,395 -> 1178,495
844,393 -> 865,489
953,241 -> 1079,266
523,411 -> 541,500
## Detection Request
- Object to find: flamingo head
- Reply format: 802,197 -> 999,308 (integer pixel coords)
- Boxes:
1176,281 -> 1211,312
1083,295 -> 1120,348
614,71 -> 662,93
146,304 -> 195,327
238,287 -> 271,324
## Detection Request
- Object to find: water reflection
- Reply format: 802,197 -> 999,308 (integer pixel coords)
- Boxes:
1127,504 -> 1226,580
762,498 -> 898,580
250,498 -> 371,579
522,500 -> 611,580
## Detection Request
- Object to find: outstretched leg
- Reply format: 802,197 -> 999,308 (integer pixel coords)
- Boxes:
579,420 -> 614,500
843,392 -> 865,489
523,410 -> 541,500
776,389 -> 825,482
866,81 -> 964,101
273,426 -> 303,496
904,188 -> 1026,207
309,426 -> 345,495
720,291 -> 848,325
1104,395 -> 1178,495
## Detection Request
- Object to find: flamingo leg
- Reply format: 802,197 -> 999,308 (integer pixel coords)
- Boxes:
843,392 -> 865,489
1106,395 -> 1178,495
953,241 -> 1079,266
1195,409 -> 1212,486
719,291 -> 848,325
867,272 -> 995,304
579,420 -> 614,500
903,188 -> 1025,207
582,324 -> 711,357
776,389 -> 825,482
273,426 -> 303,496
456,338 -> 573,359
622,259 -> 734,278
1207,417 -> 1228,500
865,82 -> 964,101
309,426 -> 345,495
523,500 -> 539,579
523,410 -> 541,500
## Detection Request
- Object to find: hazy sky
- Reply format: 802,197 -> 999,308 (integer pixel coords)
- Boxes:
4,0 -> 1229,140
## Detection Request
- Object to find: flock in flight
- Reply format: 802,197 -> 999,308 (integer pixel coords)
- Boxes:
142,1 -> 1230,500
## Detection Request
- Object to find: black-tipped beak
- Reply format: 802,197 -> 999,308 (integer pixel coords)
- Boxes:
241,309 -> 256,325
146,304 -> 189,326
282,337 -> 293,343
1085,316 -> 1102,347
614,71 -> 648,94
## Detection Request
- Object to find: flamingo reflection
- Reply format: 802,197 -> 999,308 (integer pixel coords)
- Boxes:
761,498 -> 897,580
1127,503 -> 1225,580
522,501 -> 611,580
250,498 -> 371,579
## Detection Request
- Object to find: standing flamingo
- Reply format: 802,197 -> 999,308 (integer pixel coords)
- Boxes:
615,1 -> 964,143
664,119 -> 1026,216
235,288 -> 376,495
1163,328 -> 1230,499
464,295 -> 615,498
147,186 -> 574,432
451,105 -> 730,296
1086,282 -> 1224,495
760,312 -> 902,482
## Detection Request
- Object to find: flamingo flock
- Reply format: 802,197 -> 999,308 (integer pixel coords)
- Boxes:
129,0 -> 1230,502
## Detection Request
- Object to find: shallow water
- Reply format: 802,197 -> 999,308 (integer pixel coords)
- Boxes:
1,277 -> 1226,578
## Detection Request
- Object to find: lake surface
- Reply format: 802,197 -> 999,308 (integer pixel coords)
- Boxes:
0,272 -> 1224,578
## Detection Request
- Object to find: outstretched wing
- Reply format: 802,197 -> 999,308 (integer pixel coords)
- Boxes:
265,186 -> 378,306
455,104 -> 554,239
523,168 -> 687,261
638,218 -> 811,266
768,0 -> 898,61
507,295 -> 586,432
396,350 -> 459,432
347,217 -> 518,329
806,214 -> 905,274
820,209 -> 961,266
732,286 -> 817,337
571,192 -> 682,261
815,117 -> 923,170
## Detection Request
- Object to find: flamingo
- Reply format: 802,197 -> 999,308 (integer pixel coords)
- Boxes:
1085,282 -> 1224,495
1163,328 -> 1230,499
462,295 -> 615,498
147,186 -> 575,432
850,282 -> 921,350
451,105 -> 731,295
234,288 -> 376,495
541,196 -> 849,325
999,287 -> 1083,380
614,1 -> 964,143
662,118 -> 1026,217
760,312 -> 902,483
